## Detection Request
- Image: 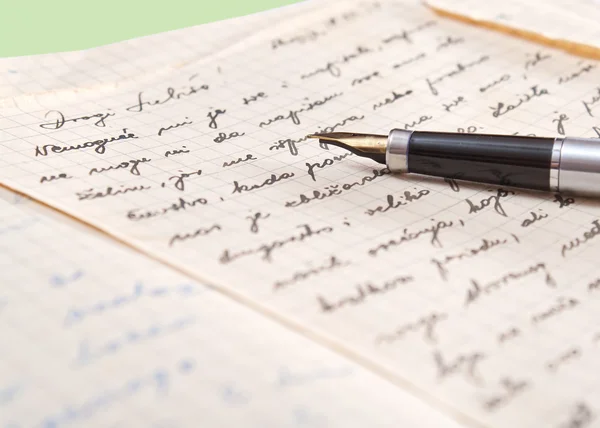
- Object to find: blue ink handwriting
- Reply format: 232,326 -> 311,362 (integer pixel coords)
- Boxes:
39,359 -> 195,428
74,316 -> 196,366
64,282 -> 199,327
50,270 -> 84,288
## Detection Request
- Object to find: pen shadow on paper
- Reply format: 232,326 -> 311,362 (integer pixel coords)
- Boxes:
336,159 -> 600,210
389,171 -> 600,210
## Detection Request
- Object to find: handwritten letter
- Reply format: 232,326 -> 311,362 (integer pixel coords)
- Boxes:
2,0 -> 600,427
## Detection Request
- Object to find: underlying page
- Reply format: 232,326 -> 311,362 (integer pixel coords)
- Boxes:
2,0 -> 600,426
0,186 -> 461,428
424,0 -> 600,59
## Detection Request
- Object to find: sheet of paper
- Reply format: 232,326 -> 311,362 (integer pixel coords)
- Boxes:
0,186 -> 462,428
2,0 -> 600,426
424,0 -> 600,59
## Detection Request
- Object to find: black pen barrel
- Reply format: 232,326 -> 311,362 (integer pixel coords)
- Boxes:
387,130 -> 555,191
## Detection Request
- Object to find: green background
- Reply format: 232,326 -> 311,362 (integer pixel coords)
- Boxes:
0,0 -> 301,58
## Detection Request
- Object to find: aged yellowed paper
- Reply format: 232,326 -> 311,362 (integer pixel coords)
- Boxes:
2,0 -> 600,427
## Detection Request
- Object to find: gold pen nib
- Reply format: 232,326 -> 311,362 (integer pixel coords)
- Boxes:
306,132 -> 388,164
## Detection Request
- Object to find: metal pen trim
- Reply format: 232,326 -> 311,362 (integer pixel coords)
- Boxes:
557,137 -> 600,196
386,129 -> 412,173
550,137 -> 564,193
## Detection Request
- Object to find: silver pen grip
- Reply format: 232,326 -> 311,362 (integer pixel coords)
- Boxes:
554,137 -> 600,196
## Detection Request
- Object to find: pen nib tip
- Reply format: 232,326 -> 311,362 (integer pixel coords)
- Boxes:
301,131 -> 388,165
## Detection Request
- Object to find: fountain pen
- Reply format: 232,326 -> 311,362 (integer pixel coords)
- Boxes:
307,129 -> 600,196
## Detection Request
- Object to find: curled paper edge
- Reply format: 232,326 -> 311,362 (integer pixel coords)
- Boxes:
424,2 -> 600,61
